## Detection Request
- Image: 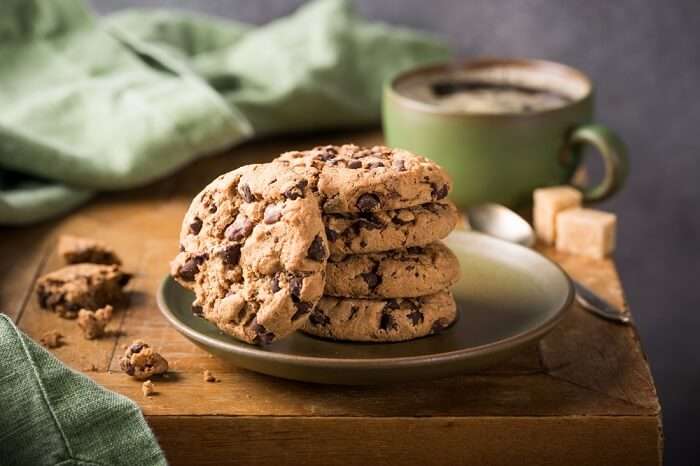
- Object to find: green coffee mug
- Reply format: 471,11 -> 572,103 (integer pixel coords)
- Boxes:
382,58 -> 628,208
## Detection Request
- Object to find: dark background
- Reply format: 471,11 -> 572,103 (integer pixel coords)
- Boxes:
95,1 -> 700,464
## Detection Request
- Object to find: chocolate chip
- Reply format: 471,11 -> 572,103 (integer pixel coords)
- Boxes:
406,246 -> 423,254
407,308 -> 424,326
37,290 -> 49,308
189,217 -> 203,235
431,318 -> 450,334
366,161 -> 385,169
192,305 -> 204,316
289,275 -> 303,298
348,305 -> 359,320
179,244 -> 185,252
122,362 -> 135,376
253,323 -> 275,345
284,180 -> 308,200
356,193 -> 380,212
393,159 -> 406,171
209,204 -> 218,213
347,160 -> 362,169
325,227 -> 338,242
225,215 -> 253,241
178,259 -> 199,281
309,310 -> 330,326
117,273 -> 133,287
129,342 -> 145,353
431,183 -> 449,200
271,274 -> 281,293
221,244 -> 241,266
379,312 -> 397,331
318,147 -> 337,161
240,183 -> 254,202
264,204 -> 283,224
291,301 -> 312,321
384,299 -> 400,310
307,235 -> 326,261
361,272 -> 381,289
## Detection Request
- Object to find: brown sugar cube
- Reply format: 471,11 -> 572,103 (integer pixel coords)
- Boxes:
58,235 -> 122,265
533,186 -> 583,244
555,208 -> 617,259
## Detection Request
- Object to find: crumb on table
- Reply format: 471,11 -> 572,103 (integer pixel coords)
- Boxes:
142,380 -> 155,397
40,330 -> 64,348
120,340 -> 169,380
203,370 -> 218,383
77,305 -> 113,339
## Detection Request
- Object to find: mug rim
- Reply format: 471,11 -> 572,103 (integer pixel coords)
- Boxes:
387,57 -> 594,118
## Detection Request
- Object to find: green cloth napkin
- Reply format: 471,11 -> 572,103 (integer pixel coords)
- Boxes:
0,314 -> 167,465
0,0 -> 449,225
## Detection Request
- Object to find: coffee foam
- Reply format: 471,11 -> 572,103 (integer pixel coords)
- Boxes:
395,63 -> 590,113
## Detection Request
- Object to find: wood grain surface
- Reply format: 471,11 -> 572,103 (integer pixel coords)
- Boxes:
0,131 -> 662,466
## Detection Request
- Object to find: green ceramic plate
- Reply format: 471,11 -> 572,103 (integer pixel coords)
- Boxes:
157,230 -> 573,385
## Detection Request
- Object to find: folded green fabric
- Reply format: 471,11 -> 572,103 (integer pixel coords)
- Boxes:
0,0 -> 449,225
0,314 -> 167,466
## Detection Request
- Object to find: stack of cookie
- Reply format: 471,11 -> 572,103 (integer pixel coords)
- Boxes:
171,144 -> 460,345
276,145 -> 460,342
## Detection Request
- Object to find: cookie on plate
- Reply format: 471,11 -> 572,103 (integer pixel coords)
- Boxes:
170,163 -> 328,345
302,290 -> 457,342
325,242 -> 460,298
276,145 -> 452,213
324,201 -> 458,257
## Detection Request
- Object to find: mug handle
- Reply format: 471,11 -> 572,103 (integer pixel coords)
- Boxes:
564,123 -> 629,202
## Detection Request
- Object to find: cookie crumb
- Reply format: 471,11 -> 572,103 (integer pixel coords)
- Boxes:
58,234 -> 122,265
203,370 -> 218,383
40,331 -> 64,348
142,380 -> 155,397
77,305 -> 113,339
119,340 -> 169,380
83,364 -> 98,372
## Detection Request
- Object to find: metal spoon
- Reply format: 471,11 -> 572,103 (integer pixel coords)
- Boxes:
466,203 -> 631,324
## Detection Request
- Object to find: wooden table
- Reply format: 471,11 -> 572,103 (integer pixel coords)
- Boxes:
1,131 -> 662,466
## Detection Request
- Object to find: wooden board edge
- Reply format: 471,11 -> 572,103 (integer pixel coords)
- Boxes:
147,414 -> 662,466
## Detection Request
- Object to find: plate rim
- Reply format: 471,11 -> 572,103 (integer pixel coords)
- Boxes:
157,231 -> 574,369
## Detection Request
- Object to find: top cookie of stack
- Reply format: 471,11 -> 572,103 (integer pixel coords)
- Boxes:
277,145 -> 460,343
276,144 -> 459,258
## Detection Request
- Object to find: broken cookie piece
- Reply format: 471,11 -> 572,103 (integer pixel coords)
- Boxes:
119,340 -> 169,380
142,380 -> 155,397
58,234 -> 122,265
36,264 -> 131,318
39,330 -> 64,348
77,305 -> 113,339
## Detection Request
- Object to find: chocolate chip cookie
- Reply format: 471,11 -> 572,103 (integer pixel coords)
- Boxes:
325,242 -> 459,298
276,144 -> 452,213
324,201 -> 458,257
170,162 -> 328,345
36,264 -> 131,318
302,290 -> 457,342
